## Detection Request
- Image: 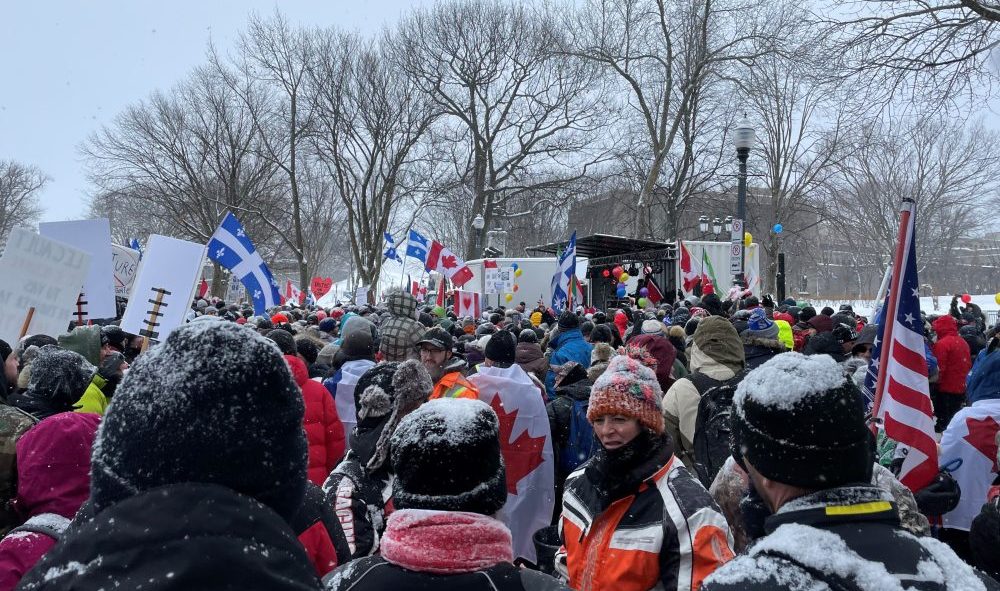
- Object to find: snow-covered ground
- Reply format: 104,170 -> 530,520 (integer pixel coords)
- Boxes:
809,294 -> 999,320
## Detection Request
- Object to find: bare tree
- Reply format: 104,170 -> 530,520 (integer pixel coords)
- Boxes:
0,160 -> 47,246
394,0 -> 613,258
308,30 -> 438,289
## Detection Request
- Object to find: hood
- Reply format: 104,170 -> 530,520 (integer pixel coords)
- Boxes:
552,328 -> 584,349
932,314 -> 958,338
625,334 -> 677,392
515,342 -> 544,364
556,377 -> 593,402
591,342 -> 616,364
14,412 -> 100,518
692,316 -> 745,372
742,336 -> 787,352
614,312 -> 628,331
57,325 -> 102,366
387,291 -> 419,318
284,355 -> 309,386
967,347 -> 1000,404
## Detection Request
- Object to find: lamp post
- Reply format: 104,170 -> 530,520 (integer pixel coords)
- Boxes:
734,117 -> 756,288
712,217 -> 723,237
698,215 -> 709,235
472,213 -> 485,258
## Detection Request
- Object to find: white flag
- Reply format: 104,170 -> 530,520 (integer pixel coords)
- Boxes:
469,364 -> 554,563
940,398 -> 1000,531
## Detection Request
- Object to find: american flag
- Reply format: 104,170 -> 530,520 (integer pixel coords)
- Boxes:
869,199 -> 938,491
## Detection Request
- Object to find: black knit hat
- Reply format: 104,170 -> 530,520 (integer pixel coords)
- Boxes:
484,330 -> 517,366
355,360 -> 434,471
390,398 -> 507,515
558,311 -> 579,330
731,351 -> 872,489
90,322 -> 307,520
518,328 -> 538,343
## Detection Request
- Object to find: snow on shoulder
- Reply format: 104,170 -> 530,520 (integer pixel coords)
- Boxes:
734,351 -> 846,414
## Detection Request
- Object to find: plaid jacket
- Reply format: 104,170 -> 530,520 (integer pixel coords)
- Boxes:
379,292 -> 425,362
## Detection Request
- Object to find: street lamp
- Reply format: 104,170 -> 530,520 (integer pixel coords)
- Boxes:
733,116 -> 756,288
472,213 -> 485,258
712,217 -> 723,237
724,216 -> 733,233
698,215 -> 709,234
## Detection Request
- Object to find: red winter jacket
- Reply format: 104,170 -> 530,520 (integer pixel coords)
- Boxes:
286,356 -> 346,485
931,315 -> 972,395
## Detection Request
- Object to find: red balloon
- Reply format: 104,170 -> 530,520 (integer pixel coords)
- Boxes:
961,293 -> 972,304
602,269 -> 610,278
612,266 -> 623,277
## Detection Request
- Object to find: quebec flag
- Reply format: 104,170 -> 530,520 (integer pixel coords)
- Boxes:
550,231 -> 576,311
406,229 -> 430,264
207,212 -> 282,316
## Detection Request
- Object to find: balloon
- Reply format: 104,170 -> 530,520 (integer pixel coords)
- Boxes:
995,292 -> 1000,305
511,263 -> 519,271
513,284 -> 519,292
639,287 -> 649,297
602,269 -> 610,278
616,285 -> 627,297
961,293 -> 972,304
744,232 -> 752,246
773,223 -> 783,234
505,293 -> 513,302
514,268 -> 522,277
612,266 -> 623,277
619,272 -> 630,282
638,297 -> 649,308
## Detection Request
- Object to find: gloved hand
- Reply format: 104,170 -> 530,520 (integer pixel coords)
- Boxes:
914,470 -> 962,516
98,352 -> 127,385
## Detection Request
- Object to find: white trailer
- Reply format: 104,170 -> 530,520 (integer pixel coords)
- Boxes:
465,257 -> 589,309
677,240 -> 761,297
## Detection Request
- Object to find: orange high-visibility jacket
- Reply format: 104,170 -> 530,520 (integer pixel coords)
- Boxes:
428,372 -> 479,401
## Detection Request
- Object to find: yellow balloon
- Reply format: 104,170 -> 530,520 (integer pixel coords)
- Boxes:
505,293 -> 513,302
744,232 -> 753,246
514,268 -> 523,277
995,292 -> 1000,305
619,272 -> 630,282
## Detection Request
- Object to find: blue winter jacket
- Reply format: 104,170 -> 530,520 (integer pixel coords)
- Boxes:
966,343 -> 1000,404
545,329 -> 593,399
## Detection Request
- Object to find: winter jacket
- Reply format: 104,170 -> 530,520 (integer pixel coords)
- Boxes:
701,485 -> 998,591
774,319 -> 794,351
967,342 -> 1000,404
324,509 -> 567,591
547,375 -> 593,484
0,413 -> 99,591
430,358 -> 480,400
324,358 -> 377,449
961,325 -> 989,360
933,315 -> 973,395
516,342 -> 548,383
614,311 -> 629,338
802,331 -> 848,363
662,343 -> 739,470
286,356 -> 345,486
545,330 -> 592,399
556,434 -> 733,591
321,414 -> 395,561
291,482 -> 343,578
587,342 -> 616,382
378,292 -> 425,362
15,482 -> 320,591
741,336 -> 787,371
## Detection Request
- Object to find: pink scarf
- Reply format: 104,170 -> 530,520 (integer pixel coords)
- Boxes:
380,509 -> 514,574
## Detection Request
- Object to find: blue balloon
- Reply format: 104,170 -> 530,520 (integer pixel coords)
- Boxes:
773,223 -> 783,234
511,263 -> 519,270
616,285 -> 627,297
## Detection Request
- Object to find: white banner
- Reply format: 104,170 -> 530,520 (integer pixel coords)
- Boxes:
355,285 -> 369,305
39,218 -> 116,320
112,244 -> 141,298
0,228 -> 92,345
120,235 -> 206,343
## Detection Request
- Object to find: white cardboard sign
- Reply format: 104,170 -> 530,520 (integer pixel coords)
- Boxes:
120,235 -> 206,343
112,244 -> 141,297
0,228 -> 92,344
38,218 -> 116,320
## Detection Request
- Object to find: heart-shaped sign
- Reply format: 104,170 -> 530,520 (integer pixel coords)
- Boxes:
311,276 -> 333,298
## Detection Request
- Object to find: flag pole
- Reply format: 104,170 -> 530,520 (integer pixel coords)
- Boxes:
870,198 -> 916,425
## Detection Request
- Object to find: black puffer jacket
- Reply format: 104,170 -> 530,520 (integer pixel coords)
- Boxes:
802,331 -> 848,363
741,336 -> 787,371
16,483 -> 320,591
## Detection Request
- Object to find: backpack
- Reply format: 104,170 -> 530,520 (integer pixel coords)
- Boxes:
0,406 -> 38,535
690,371 -> 744,488
558,399 -> 596,475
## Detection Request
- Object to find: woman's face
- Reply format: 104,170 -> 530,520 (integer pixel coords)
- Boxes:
591,415 -> 642,450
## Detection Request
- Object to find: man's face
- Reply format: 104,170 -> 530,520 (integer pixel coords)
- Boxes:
854,344 -> 872,361
419,346 -> 451,380
4,352 -> 18,385
100,343 -> 119,363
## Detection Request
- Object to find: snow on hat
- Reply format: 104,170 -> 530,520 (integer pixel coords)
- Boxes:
587,355 -> 665,434
390,398 -> 507,515
744,308 -> 779,340
484,330 -> 517,366
355,360 -> 434,472
26,345 -> 96,414
90,322 -> 308,520
731,352 -> 872,489
640,318 -> 666,335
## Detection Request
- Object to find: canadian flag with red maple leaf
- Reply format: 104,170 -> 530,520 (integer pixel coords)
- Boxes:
425,239 -> 474,287
469,364 -> 554,563
940,398 -> 1000,531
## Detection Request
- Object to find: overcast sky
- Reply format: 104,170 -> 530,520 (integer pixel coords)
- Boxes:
0,1 -> 432,223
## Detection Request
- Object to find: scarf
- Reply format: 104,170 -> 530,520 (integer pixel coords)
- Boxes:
380,508 -> 513,574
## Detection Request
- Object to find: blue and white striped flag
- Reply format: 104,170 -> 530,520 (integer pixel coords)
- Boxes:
207,212 -> 281,316
406,229 -> 430,265
550,231 -> 576,311
383,231 -> 402,263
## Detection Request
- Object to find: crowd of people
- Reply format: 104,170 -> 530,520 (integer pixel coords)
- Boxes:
0,286 -> 997,590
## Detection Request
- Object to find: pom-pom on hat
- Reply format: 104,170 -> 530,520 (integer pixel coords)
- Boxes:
587,355 -> 665,434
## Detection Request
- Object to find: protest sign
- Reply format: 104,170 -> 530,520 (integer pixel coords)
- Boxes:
112,244 -> 141,297
120,235 -> 205,343
355,285 -> 369,305
0,228 -> 91,345
38,218 -> 116,321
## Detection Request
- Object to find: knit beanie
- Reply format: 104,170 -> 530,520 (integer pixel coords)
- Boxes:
587,355 -> 665,434
530,312 -> 542,327
558,311 -> 580,331
90,322 -> 308,520
808,314 -> 834,334
731,352 -> 872,489
355,360 -> 434,471
692,316 -> 745,371
391,398 -> 507,515
57,325 -> 102,366
26,345 -> 96,411
799,306 -> 817,323
743,308 -> 779,340
625,334 -> 677,393
266,329 -> 297,355
484,330 -> 517,366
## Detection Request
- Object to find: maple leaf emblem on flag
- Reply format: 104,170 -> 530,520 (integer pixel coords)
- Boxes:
489,394 -> 546,495
964,416 -> 1000,471
441,254 -> 458,269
